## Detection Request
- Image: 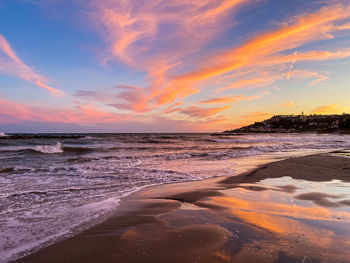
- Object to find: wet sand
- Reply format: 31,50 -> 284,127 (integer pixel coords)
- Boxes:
13,153 -> 350,263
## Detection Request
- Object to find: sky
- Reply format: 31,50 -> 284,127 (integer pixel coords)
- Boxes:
0,0 -> 350,132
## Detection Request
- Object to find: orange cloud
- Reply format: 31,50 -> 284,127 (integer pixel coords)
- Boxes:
199,95 -> 260,104
311,104 -> 339,114
217,49 -> 348,91
87,0 -> 258,112
242,111 -> 273,119
0,34 -> 63,95
82,1 -> 350,117
161,102 -> 183,114
280,101 -> 296,108
170,3 -> 350,93
193,115 -> 231,131
180,105 -> 232,118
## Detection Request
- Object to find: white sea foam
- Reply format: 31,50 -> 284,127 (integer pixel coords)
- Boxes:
0,196 -> 121,262
0,132 -> 7,137
33,142 -> 64,154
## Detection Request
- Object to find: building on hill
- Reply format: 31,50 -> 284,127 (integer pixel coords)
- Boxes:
225,114 -> 350,133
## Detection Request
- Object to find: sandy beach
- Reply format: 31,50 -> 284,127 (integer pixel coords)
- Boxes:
13,153 -> 350,263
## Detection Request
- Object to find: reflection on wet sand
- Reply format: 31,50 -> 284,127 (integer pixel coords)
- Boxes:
207,182 -> 350,262
15,154 -> 350,263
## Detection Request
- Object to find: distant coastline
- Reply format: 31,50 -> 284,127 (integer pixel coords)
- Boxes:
225,114 -> 350,133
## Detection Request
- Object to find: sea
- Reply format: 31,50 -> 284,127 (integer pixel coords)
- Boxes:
1,132 -> 350,262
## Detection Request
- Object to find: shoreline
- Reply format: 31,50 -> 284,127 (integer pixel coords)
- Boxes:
12,152 -> 350,263
6,152 -> 287,262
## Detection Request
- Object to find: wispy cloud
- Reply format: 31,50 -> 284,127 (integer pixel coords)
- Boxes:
161,102 -> 183,114
242,111 -> 273,119
74,1 -> 350,117
0,95 -> 228,132
177,4 -> 350,82
108,85 -> 150,113
280,101 -> 296,108
311,104 -> 339,114
0,34 -> 63,95
180,105 -> 232,119
8,0 -> 350,132
91,0 -> 252,65
85,0 -> 258,111
165,3 -> 350,100
0,96 -> 127,124
199,95 -> 259,104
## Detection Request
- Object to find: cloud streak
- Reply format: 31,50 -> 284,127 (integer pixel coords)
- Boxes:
0,96 -> 127,124
0,34 -> 63,95
199,95 -> 261,104
180,105 -> 232,119
280,101 -> 296,108
86,0 -> 258,112
172,3 -> 350,88
4,1 -> 350,131
93,2 -> 350,114
311,104 -> 339,114
91,0 -> 252,65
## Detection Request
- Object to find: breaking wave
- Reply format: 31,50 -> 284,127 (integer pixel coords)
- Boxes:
0,143 -> 95,154
33,142 -> 64,154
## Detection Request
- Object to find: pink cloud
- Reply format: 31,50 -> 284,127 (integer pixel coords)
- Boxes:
91,0 -> 252,65
161,102 -> 183,114
85,0 -> 257,112
0,95 -> 228,132
74,1 -> 350,117
280,101 -> 296,108
199,95 -> 260,104
180,105 -> 232,118
108,85 -> 151,113
0,34 -> 63,95
0,96 -> 129,124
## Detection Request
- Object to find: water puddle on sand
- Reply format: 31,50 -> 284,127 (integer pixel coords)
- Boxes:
205,177 -> 350,262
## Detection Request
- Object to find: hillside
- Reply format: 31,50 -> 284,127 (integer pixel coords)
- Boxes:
226,114 -> 350,133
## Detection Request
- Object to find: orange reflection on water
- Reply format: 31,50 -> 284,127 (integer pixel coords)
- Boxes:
213,190 -> 350,222
209,186 -> 350,260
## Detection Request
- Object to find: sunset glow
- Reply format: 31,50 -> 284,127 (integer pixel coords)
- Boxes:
1,0 -> 350,132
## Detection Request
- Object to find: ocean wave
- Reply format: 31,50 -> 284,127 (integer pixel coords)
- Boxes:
208,135 -> 350,144
0,143 -> 64,154
0,134 -> 85,140
3,133 -> 350,262
156,142 -> 350,160
62,146 -> 94,154
98,143 -> 335,161
33,142 -> 64,154
0,143 -> 96,155
251,142 -> 348,152
0,132 -> 8,137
